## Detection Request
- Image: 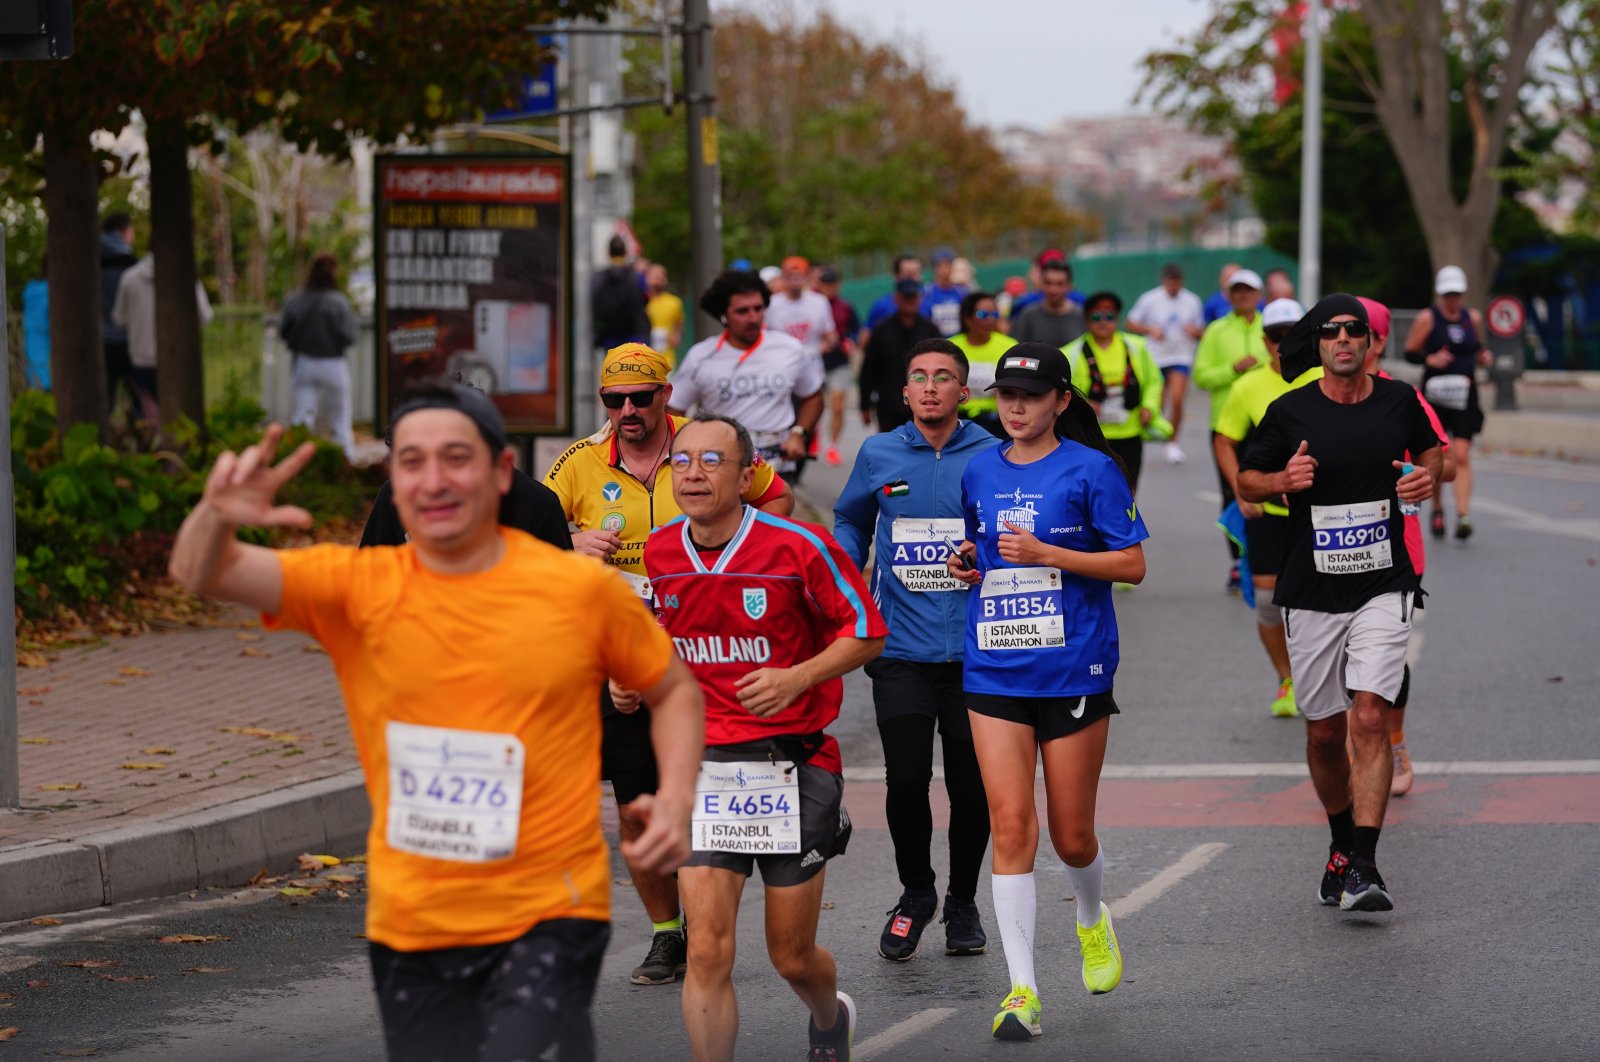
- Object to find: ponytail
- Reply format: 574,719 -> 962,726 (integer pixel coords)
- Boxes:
1055,385 -> 1131,483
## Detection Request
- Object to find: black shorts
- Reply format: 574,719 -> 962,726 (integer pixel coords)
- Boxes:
685,756 -> 851,886
1435,402 -> 1485,441
1244,512 -> 1290,577
1108,435 -> 1144,491
599,698 -> 658,806
864,658 -> 971,740
370,917 -> 610,1062
967,690 -> 1119,742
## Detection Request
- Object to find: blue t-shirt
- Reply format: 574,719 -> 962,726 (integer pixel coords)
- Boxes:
865,292 -> 899,331
959,439 -> 1149,698
1202,289 -> 1232,325
922,284 -> 969,336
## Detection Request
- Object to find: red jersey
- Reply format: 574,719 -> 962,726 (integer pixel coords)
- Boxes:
644,507 -> 887,773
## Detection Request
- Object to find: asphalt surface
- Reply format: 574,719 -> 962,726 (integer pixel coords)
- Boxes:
3,416 -> 1598,1060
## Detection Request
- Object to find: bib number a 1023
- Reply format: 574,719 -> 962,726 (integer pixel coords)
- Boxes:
385,721 -> 524,863
890,517 -> 967,593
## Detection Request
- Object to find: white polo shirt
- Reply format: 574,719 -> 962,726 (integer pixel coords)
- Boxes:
670,329 -> 825,442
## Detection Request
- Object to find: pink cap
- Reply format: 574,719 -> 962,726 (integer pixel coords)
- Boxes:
1003,276 -> 1028,297
1357,296 -> 1390,338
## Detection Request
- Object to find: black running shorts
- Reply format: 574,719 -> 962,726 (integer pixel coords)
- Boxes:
967,690 -> 1119,742
1244,511 -> 1290,577
599,697 -> 658,806
685,758 -> 851,887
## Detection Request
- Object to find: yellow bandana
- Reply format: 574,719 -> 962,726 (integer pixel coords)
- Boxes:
601,343 -> 673,387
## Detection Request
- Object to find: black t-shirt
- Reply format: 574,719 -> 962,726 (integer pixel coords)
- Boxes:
1240,375 -> 1440,613
358,469 -> 573,551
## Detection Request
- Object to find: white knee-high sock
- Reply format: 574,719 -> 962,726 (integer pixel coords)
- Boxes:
1065,848 -> 1105,928
990,872 -> 1037,990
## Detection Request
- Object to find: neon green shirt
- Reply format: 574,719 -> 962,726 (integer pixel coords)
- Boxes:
1216,364 -> 1323,516
1193,311 -> 1267,429
1064,332 -> 1164,441
952,331 -> 1017,417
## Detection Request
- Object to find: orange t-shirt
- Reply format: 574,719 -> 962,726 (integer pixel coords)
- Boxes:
265,528 -> 672,952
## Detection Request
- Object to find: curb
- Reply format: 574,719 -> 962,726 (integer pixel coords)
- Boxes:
0,770 -> 370,924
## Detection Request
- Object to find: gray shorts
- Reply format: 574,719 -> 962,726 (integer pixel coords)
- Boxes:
1285,591 -> 1415,720
685,760 -> 851,886
825,364 -> 854,394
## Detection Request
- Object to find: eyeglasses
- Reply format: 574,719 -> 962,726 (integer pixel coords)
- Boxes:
972,309 -> 1000,321
907,371 -> 961,385
669,449 -> 735,472
1088,312 -> 1119,323
600,387 -> 663,409
1317,321 -> 1371,340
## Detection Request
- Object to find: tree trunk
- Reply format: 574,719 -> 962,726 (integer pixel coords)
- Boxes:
41,130 -> 108,439
147,114 -> 206,434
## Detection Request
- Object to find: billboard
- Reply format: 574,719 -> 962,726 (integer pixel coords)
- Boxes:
374,154 -> 572,435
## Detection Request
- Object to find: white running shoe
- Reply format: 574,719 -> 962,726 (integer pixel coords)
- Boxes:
1164,441 -> 1186,464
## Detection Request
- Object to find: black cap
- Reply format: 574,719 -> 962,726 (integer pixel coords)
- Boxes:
389,379 -> 508,453
818,266 -> 840,284
895,278 -> 922,297
986,342 -> 1071,394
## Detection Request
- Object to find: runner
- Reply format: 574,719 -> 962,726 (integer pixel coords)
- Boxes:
1201,262 -> 1241,325
543,343 -> 792,985
670,269 -> 825,481
1195,268 -> 1267,592
765,255 -> 838,375
864,254 -> 923,335
168,384 -> 705,1061
951,290 -> 1018,438
816,267 -> 861,467
922,247 -> 969,337
642,414 -> 887,1062
945,343 -> 1149,1041
1126,263 -> 1206,464
1238,295 -> 1443,912
860,278 -> 942,433
645,262 -> 685,362
833,338 -> 998,963
1009,248 -> 1087,322
1402,265 -> 1489,541
1009,259 -> 1087,347
1063,290 -> 1166,496
1213,297 -> 1308,718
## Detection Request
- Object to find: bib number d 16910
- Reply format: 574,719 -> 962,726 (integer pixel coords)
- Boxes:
1310,500 -> 1393,575
385,721 -> 524,863
692,760 -> 801,854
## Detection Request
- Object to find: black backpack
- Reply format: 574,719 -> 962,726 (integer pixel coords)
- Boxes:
593,266 -> 645,341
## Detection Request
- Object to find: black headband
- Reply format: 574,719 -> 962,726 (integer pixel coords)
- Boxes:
388,381 -> 508,453
1277,293 -> 1367,382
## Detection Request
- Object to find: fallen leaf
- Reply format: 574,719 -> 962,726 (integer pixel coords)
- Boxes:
247,868 -> 271,887
103,679 -> 127,686
25,980 -> 50,988
301,642 -> 326,653
298,853 -> 341,870
60,959 -> 119,969
0,994 -> 10,1000
17,686 -> 50,696
118,666 -> 149,678
819,902 -> 836,910
240,647 -> 271,659
39,783 -> 83,792
343,853 -> 367,863
0,1027 -> 18,1041
334,889 -> 350,900
21,737 -> 51,745
140,747 -> 177,756
29,917 -> 63,926
19,649 -> 48,666
325,873 -> 359,884
278,887 -> 314,897
97,974 -> 154,983
120,763 -> 166,771
234,632 -> 262,642
157,934 -> 228,945
286,878 -> 331,890
180,966 -> 234,975
1547,675 -> 1565,683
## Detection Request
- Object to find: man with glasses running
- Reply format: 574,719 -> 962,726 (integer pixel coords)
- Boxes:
543,344 -> 792,986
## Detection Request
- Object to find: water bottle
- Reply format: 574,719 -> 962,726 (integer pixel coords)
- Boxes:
1398,462 -> 1421,517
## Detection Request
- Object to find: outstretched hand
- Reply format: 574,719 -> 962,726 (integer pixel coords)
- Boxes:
202,424 -> 318,529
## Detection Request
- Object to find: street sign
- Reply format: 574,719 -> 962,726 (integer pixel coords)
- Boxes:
488,66 -> 559,122
1487,295 -> 1526,339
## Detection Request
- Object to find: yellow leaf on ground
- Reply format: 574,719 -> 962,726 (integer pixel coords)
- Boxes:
301,853 -> 341,868
60,959 -> 119,969
302,643 -> 326,653
120,763 -> 166,771
0,1026 -> 18,1041
19,650 -> 48,667
118,666 -> 149,677
240,647 -> 271,659
278,887 -> 314,897
38,783 -> 83,791
22,737 -> 51,745
235,632 -> 262,642
17,686 -> 50,696
156,934 -> 228,944
141,747 -> 176,756
28,917 -> 62,926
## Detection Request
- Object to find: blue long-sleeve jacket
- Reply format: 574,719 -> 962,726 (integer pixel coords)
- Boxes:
833,419 -> 999,662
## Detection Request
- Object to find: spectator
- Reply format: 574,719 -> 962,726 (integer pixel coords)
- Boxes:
112,250 -> 214,423
593,235 -> 650,350
644,262 -> 684,361
100,213 -> 140,413
22,259 -> 49,391
280,252 -> 360,459
921,247 -> 969,337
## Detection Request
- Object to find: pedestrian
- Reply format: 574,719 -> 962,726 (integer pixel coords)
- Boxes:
946,342 -> 1148,1042
280,252 -> 360,459
168,382 -> 706,1061
669,269 -> 824,480
864,254 -> 923,334
950,290 -> 1017,438
1194,267 -> 1267,592
1062,290 -> 1166,496
642,413 -> 887,1062
833,337 -> 998,965
112,250 -> 215,423
1008,259 -> 1086,347
859,278 -> 942,434
1201,262 -> 1241,324
22,260 -> 49,391
764,256 -> 838,376
593,235 -> 651,351
922,247 -> 969,337
1238,295 -> 1443,912
1401,265 -> 1489,541
815,267 -> 861,467
645,262 -> 684,361
100,212 -> 140,415
1126,262 -> 1205,463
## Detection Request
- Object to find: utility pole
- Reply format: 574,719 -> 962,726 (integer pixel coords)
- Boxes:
683,0 -> 723,339
1298,0 -> 1323,305
568,25 -> 599,437
1,229 -> 17,808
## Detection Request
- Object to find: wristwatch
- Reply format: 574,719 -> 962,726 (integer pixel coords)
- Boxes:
788,425 -> 806,436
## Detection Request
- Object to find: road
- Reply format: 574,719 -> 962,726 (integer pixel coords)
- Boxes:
3,416 -> 1598,1060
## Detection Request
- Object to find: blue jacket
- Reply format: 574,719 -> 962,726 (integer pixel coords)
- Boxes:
833,419 -> 998,662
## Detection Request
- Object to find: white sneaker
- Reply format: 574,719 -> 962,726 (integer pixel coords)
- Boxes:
1164,442 -> 1186,464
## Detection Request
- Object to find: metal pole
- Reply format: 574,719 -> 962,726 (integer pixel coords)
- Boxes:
569,25 -> 599,438
683,0 -> 723,341
1298,0 -> 1323,305
0,228 -> 18,808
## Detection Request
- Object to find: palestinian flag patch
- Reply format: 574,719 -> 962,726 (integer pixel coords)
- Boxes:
883,481 -> 910,497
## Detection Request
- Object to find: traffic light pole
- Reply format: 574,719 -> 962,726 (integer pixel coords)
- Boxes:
683,0 -> 723,339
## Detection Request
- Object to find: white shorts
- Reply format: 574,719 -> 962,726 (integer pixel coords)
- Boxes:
1284,592 -> 1415,720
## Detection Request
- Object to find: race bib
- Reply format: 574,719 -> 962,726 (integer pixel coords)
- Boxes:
890,517 -> 967,593
385,722 -> 524,863
966,360 -> 996,395
1098,387 -> 1130,426
692,760 -> 801,854
1423,374 -> 1471,411
1311,501 -> 1393,575
976,566 -> 1066,650
619,568 -> 653,602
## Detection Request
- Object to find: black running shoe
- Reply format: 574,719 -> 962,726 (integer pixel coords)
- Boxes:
1339,859 -> 1394,912
941,896 -> 988,956
1318,848 -> 1350,907
629,929 -> 687,985
1226,563 -> 1242,594
1430,510 -> 1446,539
878,890 -> 938,961
807,990 -> 856,1061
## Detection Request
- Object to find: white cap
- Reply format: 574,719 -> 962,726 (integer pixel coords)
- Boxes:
1262,298 -> 1306,330
1435,265 -> 1468,294
1228,268 -> 1264,292
759,265 -> 781,284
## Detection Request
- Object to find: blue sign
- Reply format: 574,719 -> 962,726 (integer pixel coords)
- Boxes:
489,65 -> 559,121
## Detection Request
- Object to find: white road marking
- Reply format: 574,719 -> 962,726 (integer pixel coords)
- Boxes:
1114,842 -> 1229,918
1467,496 -> 1600,542
855,1006 -> 957,1061
841,760 -> 1600,782
0,885 -> 277,950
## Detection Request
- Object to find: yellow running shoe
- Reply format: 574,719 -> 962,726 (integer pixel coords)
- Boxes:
1076,903 -> 1123,994
1270,677 -> 1299,718
990,983 -> 1042,1041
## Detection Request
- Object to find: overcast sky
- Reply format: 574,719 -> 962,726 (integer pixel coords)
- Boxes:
720,0 -> 1215,128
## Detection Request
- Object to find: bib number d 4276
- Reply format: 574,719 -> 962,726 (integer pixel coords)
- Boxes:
385,721 -> 524,863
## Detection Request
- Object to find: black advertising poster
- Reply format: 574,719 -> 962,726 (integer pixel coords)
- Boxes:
374,154 -> 571,435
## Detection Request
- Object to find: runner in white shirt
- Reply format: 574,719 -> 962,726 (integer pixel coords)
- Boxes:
1126,263 -> 1206,464
764,254 -> 838,364
670,269 -> 826,479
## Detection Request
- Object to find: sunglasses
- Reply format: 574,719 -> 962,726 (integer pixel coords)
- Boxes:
972,309 -> 1000,321
1088,312 -> 1119,322
1265,327 -> 1295,344
600,387 -> 663,409
907,371 -> 961,385
669,449 -> 733,472
1317,321 -> 1371,340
